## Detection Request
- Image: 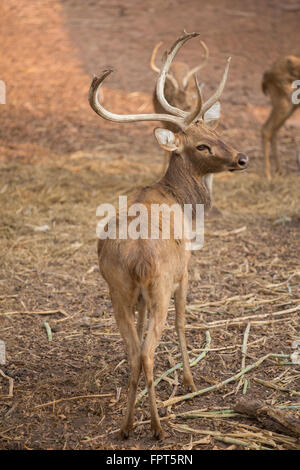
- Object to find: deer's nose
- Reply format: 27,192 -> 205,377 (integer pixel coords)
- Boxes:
237,153 -> 248,168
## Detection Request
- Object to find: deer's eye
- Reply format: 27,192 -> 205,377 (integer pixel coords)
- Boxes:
196,144 -> 210,152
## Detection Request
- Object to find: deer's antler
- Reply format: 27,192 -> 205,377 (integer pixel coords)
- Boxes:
199,57 -> 231,118
88,68 -> 187,130
150,41 -> 179,90
182,40 -> 209,89
89,33 -> 231,131
155,32 -> 201,119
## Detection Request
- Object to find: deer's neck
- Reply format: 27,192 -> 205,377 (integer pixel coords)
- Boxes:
158,152 -> 211,213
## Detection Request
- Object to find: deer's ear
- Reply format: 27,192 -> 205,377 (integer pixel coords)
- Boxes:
203,101 -> 221,129
154,128 -> 182,151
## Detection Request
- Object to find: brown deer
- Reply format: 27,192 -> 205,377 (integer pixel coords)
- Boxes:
150,38 -> 218,207
89,32 -> 248,440
261,55 -> 300,180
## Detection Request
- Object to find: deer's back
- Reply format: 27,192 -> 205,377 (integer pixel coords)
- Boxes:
262,55 -> 300,99
97,188 -> 189,288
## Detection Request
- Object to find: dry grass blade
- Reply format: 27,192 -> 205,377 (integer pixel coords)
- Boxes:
236,322 -> 251,393
41,321 -> 52,341
184,305 -> 300,330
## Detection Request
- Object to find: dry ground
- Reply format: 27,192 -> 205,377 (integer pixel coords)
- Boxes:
0,0 -> 300,450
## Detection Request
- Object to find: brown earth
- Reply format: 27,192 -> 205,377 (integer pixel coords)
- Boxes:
0,0 -> 299,450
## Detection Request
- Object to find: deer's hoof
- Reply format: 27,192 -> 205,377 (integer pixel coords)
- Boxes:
183,375 -> 197,392
184,383 -> 197,393
119,427 -> 130,440
152,426 -> 164,441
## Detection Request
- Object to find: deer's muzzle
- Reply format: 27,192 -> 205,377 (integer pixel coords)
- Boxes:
237,153 -> 248,168
229,153 -> 249,171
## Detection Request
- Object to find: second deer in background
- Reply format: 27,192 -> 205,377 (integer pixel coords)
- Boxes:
262,55 -> 300,180
150,39 -> 209,116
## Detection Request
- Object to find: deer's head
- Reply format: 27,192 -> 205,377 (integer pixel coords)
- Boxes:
89,32 -> 248,177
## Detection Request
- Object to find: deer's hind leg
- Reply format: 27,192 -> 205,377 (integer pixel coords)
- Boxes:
174,269 -> 196,392
262,108 -> 276,180
110,287 -> 142,439
141,284 -> 172,440
262,97 -> 295,179
270,102 -> 296,175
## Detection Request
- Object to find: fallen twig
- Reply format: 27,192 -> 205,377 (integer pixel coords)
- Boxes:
207,226 -> 247,237
234,398 -> 300,438
253,377 -> 300,397
35,393 -> 114,409
161,353 -> 273,408
169,423 -> 274,449
0,309 -> 68,316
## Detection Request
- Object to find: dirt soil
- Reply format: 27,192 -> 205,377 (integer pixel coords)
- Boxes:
0,0 -> 300,450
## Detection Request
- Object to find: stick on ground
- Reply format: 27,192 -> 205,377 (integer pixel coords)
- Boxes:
234,397 -> 300,438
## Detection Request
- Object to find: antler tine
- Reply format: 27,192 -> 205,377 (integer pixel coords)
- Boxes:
150,41 -> 163,73
183,73 -> 203,126
156,31 -> 201,118
151,42 -> 179,90
200,57 -> 231,118
88,68 -> 186,129
182,40 -> 209,89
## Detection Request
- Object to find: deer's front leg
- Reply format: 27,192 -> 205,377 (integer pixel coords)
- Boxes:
174,271 -> 196,392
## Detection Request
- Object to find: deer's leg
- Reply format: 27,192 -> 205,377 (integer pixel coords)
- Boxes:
136,294 -> 147,343
110,291 -> 142,439
271,103 -> 295,175
270,130 -> 281,174
262,99 -> 294,179
141,288 -> 171,440
262,115 -> 273,181
174,271 -> 196,392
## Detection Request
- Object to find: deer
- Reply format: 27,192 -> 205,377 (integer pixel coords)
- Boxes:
150,38 -> 219,210
261,55 -> 300,180
89,32 -> 248,440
